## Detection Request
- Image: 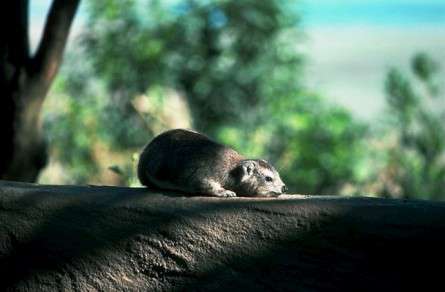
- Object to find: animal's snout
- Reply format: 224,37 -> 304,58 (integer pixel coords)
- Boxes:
282,185 -> 287,193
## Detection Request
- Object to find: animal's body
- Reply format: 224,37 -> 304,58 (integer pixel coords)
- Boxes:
137,129 -> 286,197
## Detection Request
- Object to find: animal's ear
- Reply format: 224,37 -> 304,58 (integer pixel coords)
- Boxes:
240,160 -> 256,181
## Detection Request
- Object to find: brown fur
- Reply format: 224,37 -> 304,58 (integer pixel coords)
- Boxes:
138,129 -> 286,197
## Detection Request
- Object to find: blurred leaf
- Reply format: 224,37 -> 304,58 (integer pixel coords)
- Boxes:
43,0 -> 369,196
108,165 -> 124,176
412,52 -> 439,82
377,53 -> 445,200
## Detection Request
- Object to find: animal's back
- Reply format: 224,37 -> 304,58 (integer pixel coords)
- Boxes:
137,129 -> 240,191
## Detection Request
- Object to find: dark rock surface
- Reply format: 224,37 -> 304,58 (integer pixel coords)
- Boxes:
1,180 -> 445,291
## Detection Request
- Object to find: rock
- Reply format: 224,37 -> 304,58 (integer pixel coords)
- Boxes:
1,180 -> 445,291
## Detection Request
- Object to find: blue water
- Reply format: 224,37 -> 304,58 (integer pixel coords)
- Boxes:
300,1 -> 445,27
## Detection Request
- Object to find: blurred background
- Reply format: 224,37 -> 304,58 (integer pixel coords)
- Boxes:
30,0 -> 445,200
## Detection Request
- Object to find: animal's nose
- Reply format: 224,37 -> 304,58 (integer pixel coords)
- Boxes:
282,185 -> 287,193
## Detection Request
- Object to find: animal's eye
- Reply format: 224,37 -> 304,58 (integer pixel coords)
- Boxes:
265,176 -> 273,182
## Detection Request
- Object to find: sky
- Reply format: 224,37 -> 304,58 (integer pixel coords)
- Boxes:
297,0 -> 445,120
300,0 -> 445,27
30,0 -> 445,120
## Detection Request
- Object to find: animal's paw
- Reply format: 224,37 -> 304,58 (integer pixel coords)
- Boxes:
215,189 -> 237,198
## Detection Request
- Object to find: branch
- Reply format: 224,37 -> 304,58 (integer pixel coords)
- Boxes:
31,0 -> 80,87
0,0 -> 29,79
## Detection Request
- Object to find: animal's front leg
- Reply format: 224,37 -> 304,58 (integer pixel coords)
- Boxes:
198,179 -> 237,197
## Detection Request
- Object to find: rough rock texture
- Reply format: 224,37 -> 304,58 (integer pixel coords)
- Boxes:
1,180 -> 445,291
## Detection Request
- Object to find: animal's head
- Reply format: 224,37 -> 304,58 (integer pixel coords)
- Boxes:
231,159 -> 287,197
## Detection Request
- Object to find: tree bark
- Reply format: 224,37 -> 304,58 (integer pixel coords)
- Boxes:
1,181 -> 444,291
0,0 -> 80,182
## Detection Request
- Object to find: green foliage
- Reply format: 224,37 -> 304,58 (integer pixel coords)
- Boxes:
385,69 -> 418,125
379,53 -> 445,199
42,47 -> 146,185
42,0 -> 367,195
84,0 -> 302,136
218,93 -> 367,194
43,75 -> 100,183
412,52 -> 440,95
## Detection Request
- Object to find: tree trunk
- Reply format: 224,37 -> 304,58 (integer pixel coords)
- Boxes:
1,181 -> 444,291
0,0 -> 80,182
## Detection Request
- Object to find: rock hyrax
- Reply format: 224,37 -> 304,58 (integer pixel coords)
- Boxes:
137,129 -> 287,197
